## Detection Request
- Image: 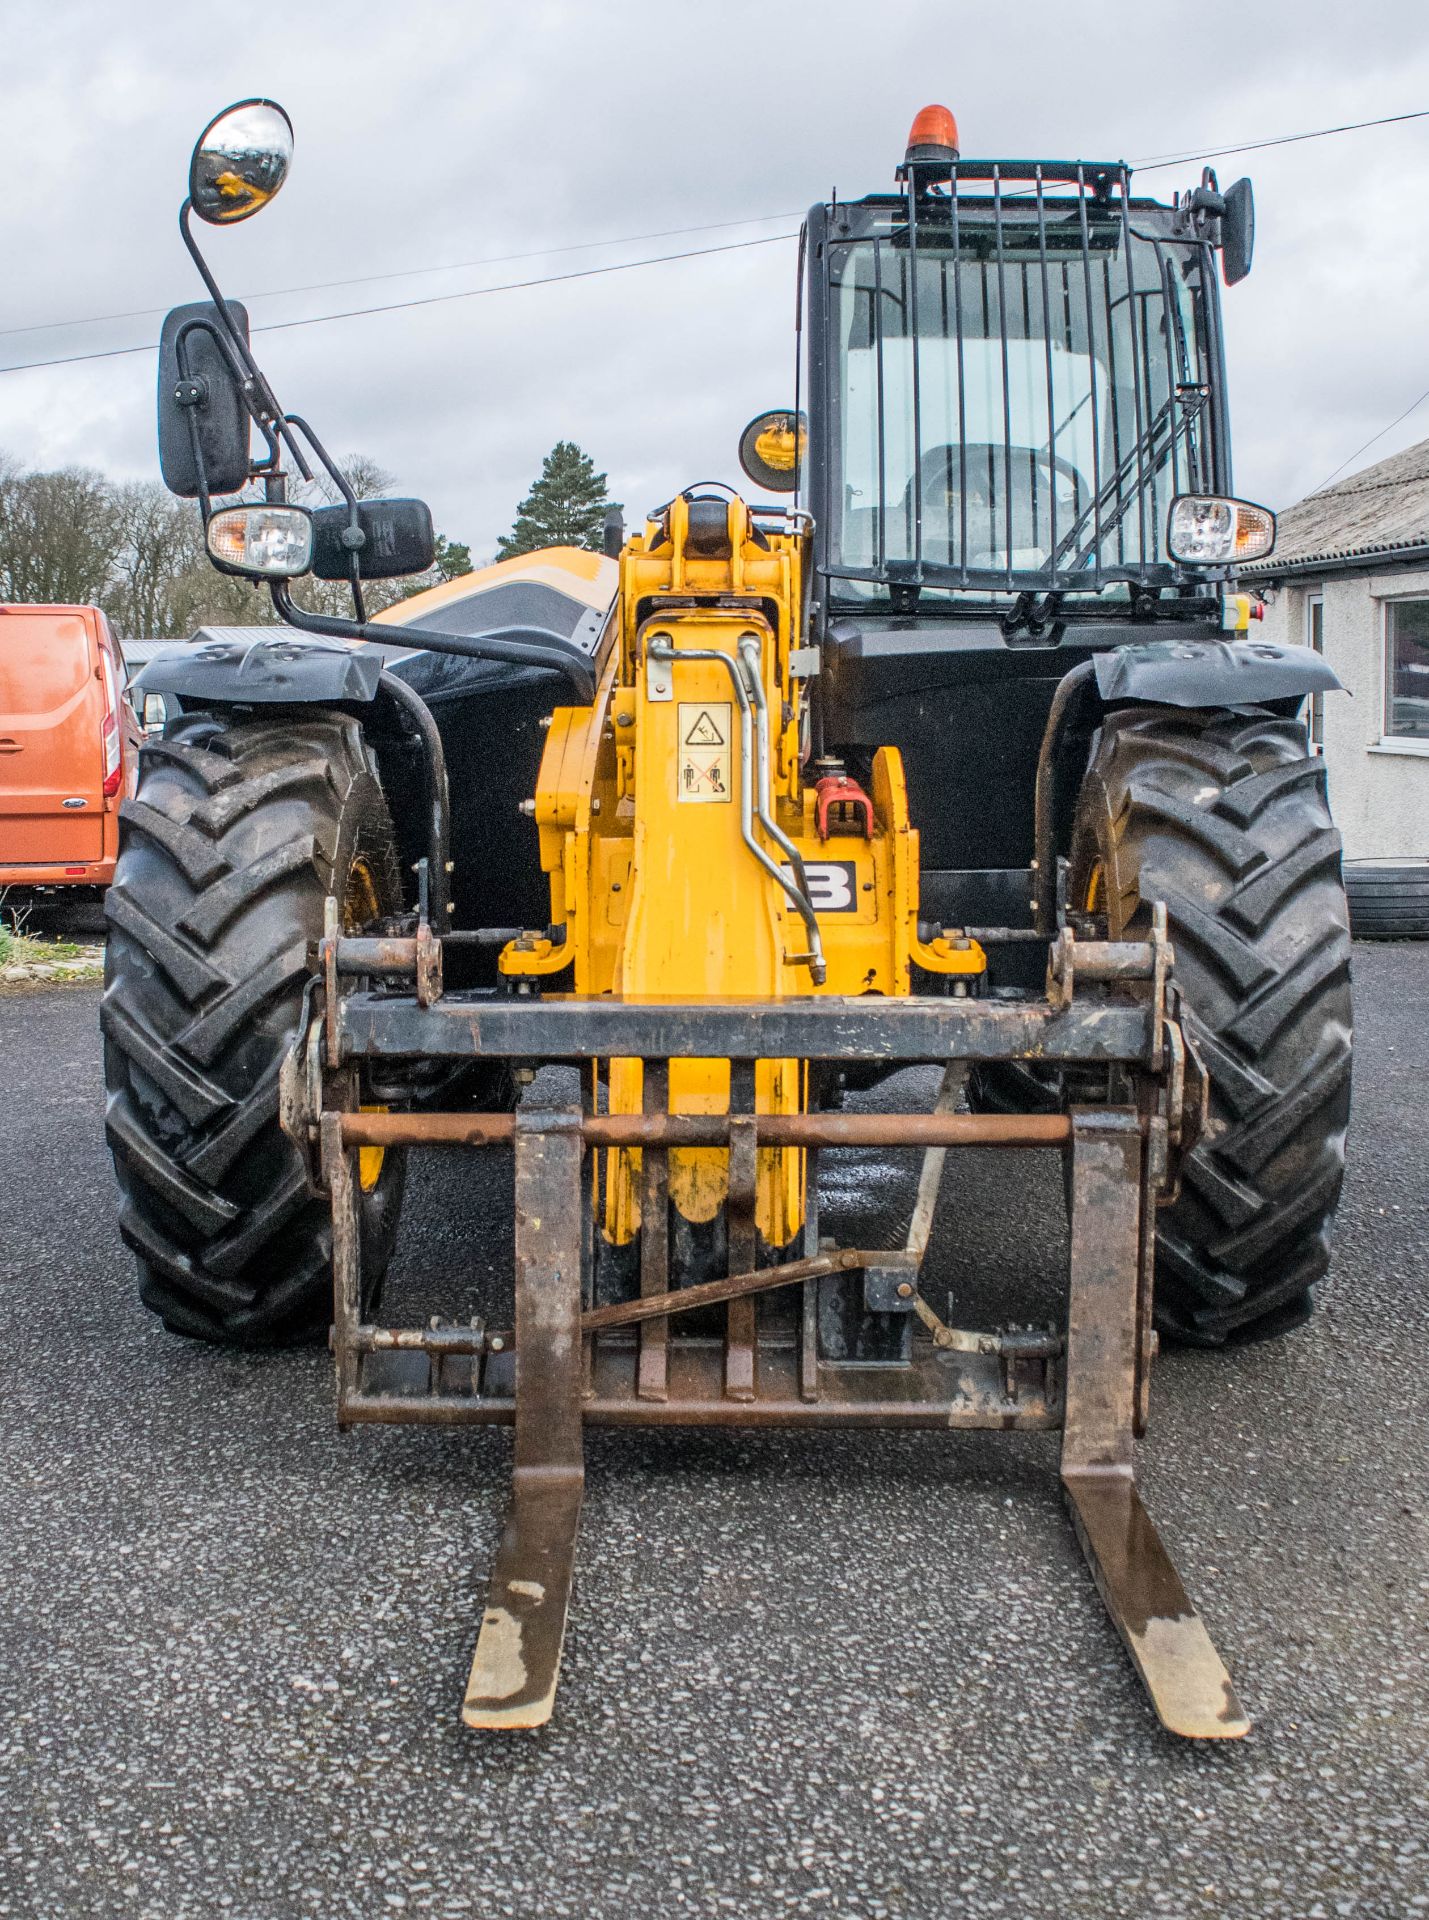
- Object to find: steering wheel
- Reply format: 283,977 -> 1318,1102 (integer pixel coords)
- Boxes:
1037,447 -> 1088,518
919,442 -> 1086,523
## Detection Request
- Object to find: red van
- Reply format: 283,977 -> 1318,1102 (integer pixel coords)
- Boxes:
0,604 -> 142,891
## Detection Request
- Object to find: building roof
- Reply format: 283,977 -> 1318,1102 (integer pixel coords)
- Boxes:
1246,436 -> 1429,578
120,635 -> 208,678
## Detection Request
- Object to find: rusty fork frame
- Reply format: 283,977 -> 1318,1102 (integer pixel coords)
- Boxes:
299,909 -> 1245,1739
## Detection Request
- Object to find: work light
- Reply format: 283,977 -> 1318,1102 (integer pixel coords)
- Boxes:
206,504 -> 314,577
1167,495 -> 1275,565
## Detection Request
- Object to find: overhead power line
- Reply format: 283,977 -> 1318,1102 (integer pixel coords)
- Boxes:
8,106 -> 1422,351
0,230 -> 799,377
0,210 -> 802,342
1311,383 -> 1429,494
1128,106 -> 1429,173
1,105 -> 1423,378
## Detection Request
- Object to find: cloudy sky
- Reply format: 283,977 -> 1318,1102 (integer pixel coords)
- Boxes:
2,1 -> 1427,559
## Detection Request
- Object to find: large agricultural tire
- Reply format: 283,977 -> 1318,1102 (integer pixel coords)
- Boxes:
1069,706 -> 1352,1347
103,712 -> 407,1345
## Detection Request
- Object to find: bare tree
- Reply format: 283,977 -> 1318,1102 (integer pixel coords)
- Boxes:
326,453 -> 395,504
108,482 -> 280,637
0,464 -> 117,605
165,563 -> 279,635
0,447 -> 471,637
108,482 -> 201,637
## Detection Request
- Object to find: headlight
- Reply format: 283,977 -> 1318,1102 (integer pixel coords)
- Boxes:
1167,494 -> 1275,566
206,504 -> 314,577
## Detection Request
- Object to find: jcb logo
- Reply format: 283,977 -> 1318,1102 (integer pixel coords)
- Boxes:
783,860 -> 858,913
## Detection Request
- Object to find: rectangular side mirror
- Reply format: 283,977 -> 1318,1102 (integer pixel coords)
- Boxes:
157,300 -> 253,498
1222,177 -> 1255,286
310,498 -> 436,580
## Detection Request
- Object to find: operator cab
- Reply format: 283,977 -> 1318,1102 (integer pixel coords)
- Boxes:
737,108 -> 1272,944
740,107 -> 1267,630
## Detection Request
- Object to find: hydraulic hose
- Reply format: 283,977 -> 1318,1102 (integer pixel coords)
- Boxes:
378,670 -> 451,925
1032,657 -> 1096,937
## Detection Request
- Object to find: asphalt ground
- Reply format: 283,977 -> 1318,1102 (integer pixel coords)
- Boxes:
0,946 -> 1425,1920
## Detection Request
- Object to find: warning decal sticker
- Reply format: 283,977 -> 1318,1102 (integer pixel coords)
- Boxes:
684,709 -> 724,747
677,702 -> 732,803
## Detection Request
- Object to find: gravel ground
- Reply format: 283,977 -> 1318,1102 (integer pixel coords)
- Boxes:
0,946 -> 1425,1919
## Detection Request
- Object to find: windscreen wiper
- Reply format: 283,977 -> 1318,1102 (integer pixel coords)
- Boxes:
1050,395 -> 1192,575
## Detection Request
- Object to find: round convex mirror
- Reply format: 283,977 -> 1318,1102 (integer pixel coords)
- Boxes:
189,99 -> 293,225
738,410 -> 806,494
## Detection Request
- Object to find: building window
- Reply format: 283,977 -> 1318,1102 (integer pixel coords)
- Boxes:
1306,592 -> 1324,751
1385,599 -> 1429,740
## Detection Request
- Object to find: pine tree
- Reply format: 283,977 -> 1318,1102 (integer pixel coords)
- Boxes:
430,533 -> 473,582
496,442 -> 620,559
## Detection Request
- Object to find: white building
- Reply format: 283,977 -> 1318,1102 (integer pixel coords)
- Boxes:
1247,437 -> 1429,862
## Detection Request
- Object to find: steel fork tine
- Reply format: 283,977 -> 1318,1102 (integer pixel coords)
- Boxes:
1060,1108 -> 1248,1739
463,1107 -> 585,1730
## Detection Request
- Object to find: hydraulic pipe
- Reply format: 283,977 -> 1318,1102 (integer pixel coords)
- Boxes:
647,637 -> 826,983
736,632 -> 814,908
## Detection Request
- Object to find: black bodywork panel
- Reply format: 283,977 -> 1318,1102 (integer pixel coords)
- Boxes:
823,619 -> 1098,872
822,619 -> 1338,873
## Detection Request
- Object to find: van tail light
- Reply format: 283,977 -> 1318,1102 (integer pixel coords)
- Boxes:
99,649 -> 123,798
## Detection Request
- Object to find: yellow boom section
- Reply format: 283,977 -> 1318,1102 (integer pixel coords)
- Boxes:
503,493 -> 983,1247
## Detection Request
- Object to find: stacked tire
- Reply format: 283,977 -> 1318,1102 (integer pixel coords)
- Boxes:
1344,861 -> 1429,940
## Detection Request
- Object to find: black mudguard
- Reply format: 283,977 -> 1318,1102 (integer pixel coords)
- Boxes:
1093,636 -> 1342,708
135,633 -> 384,705
134,631 -> 559,980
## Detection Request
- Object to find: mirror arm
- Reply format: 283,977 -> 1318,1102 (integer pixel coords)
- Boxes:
171,323 -> 216,522
285,413 -> 355,509
179,197 -> 241,322
179,199 -> 313,484
173,317 -> 286,505
284,412 -> 368,621
268,583 -> 597,702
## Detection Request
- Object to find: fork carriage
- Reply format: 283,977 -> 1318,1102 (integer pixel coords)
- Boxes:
281,903 -> 1248,1739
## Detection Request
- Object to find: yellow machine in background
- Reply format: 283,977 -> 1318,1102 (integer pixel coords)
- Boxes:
501,491 -> 984,1257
